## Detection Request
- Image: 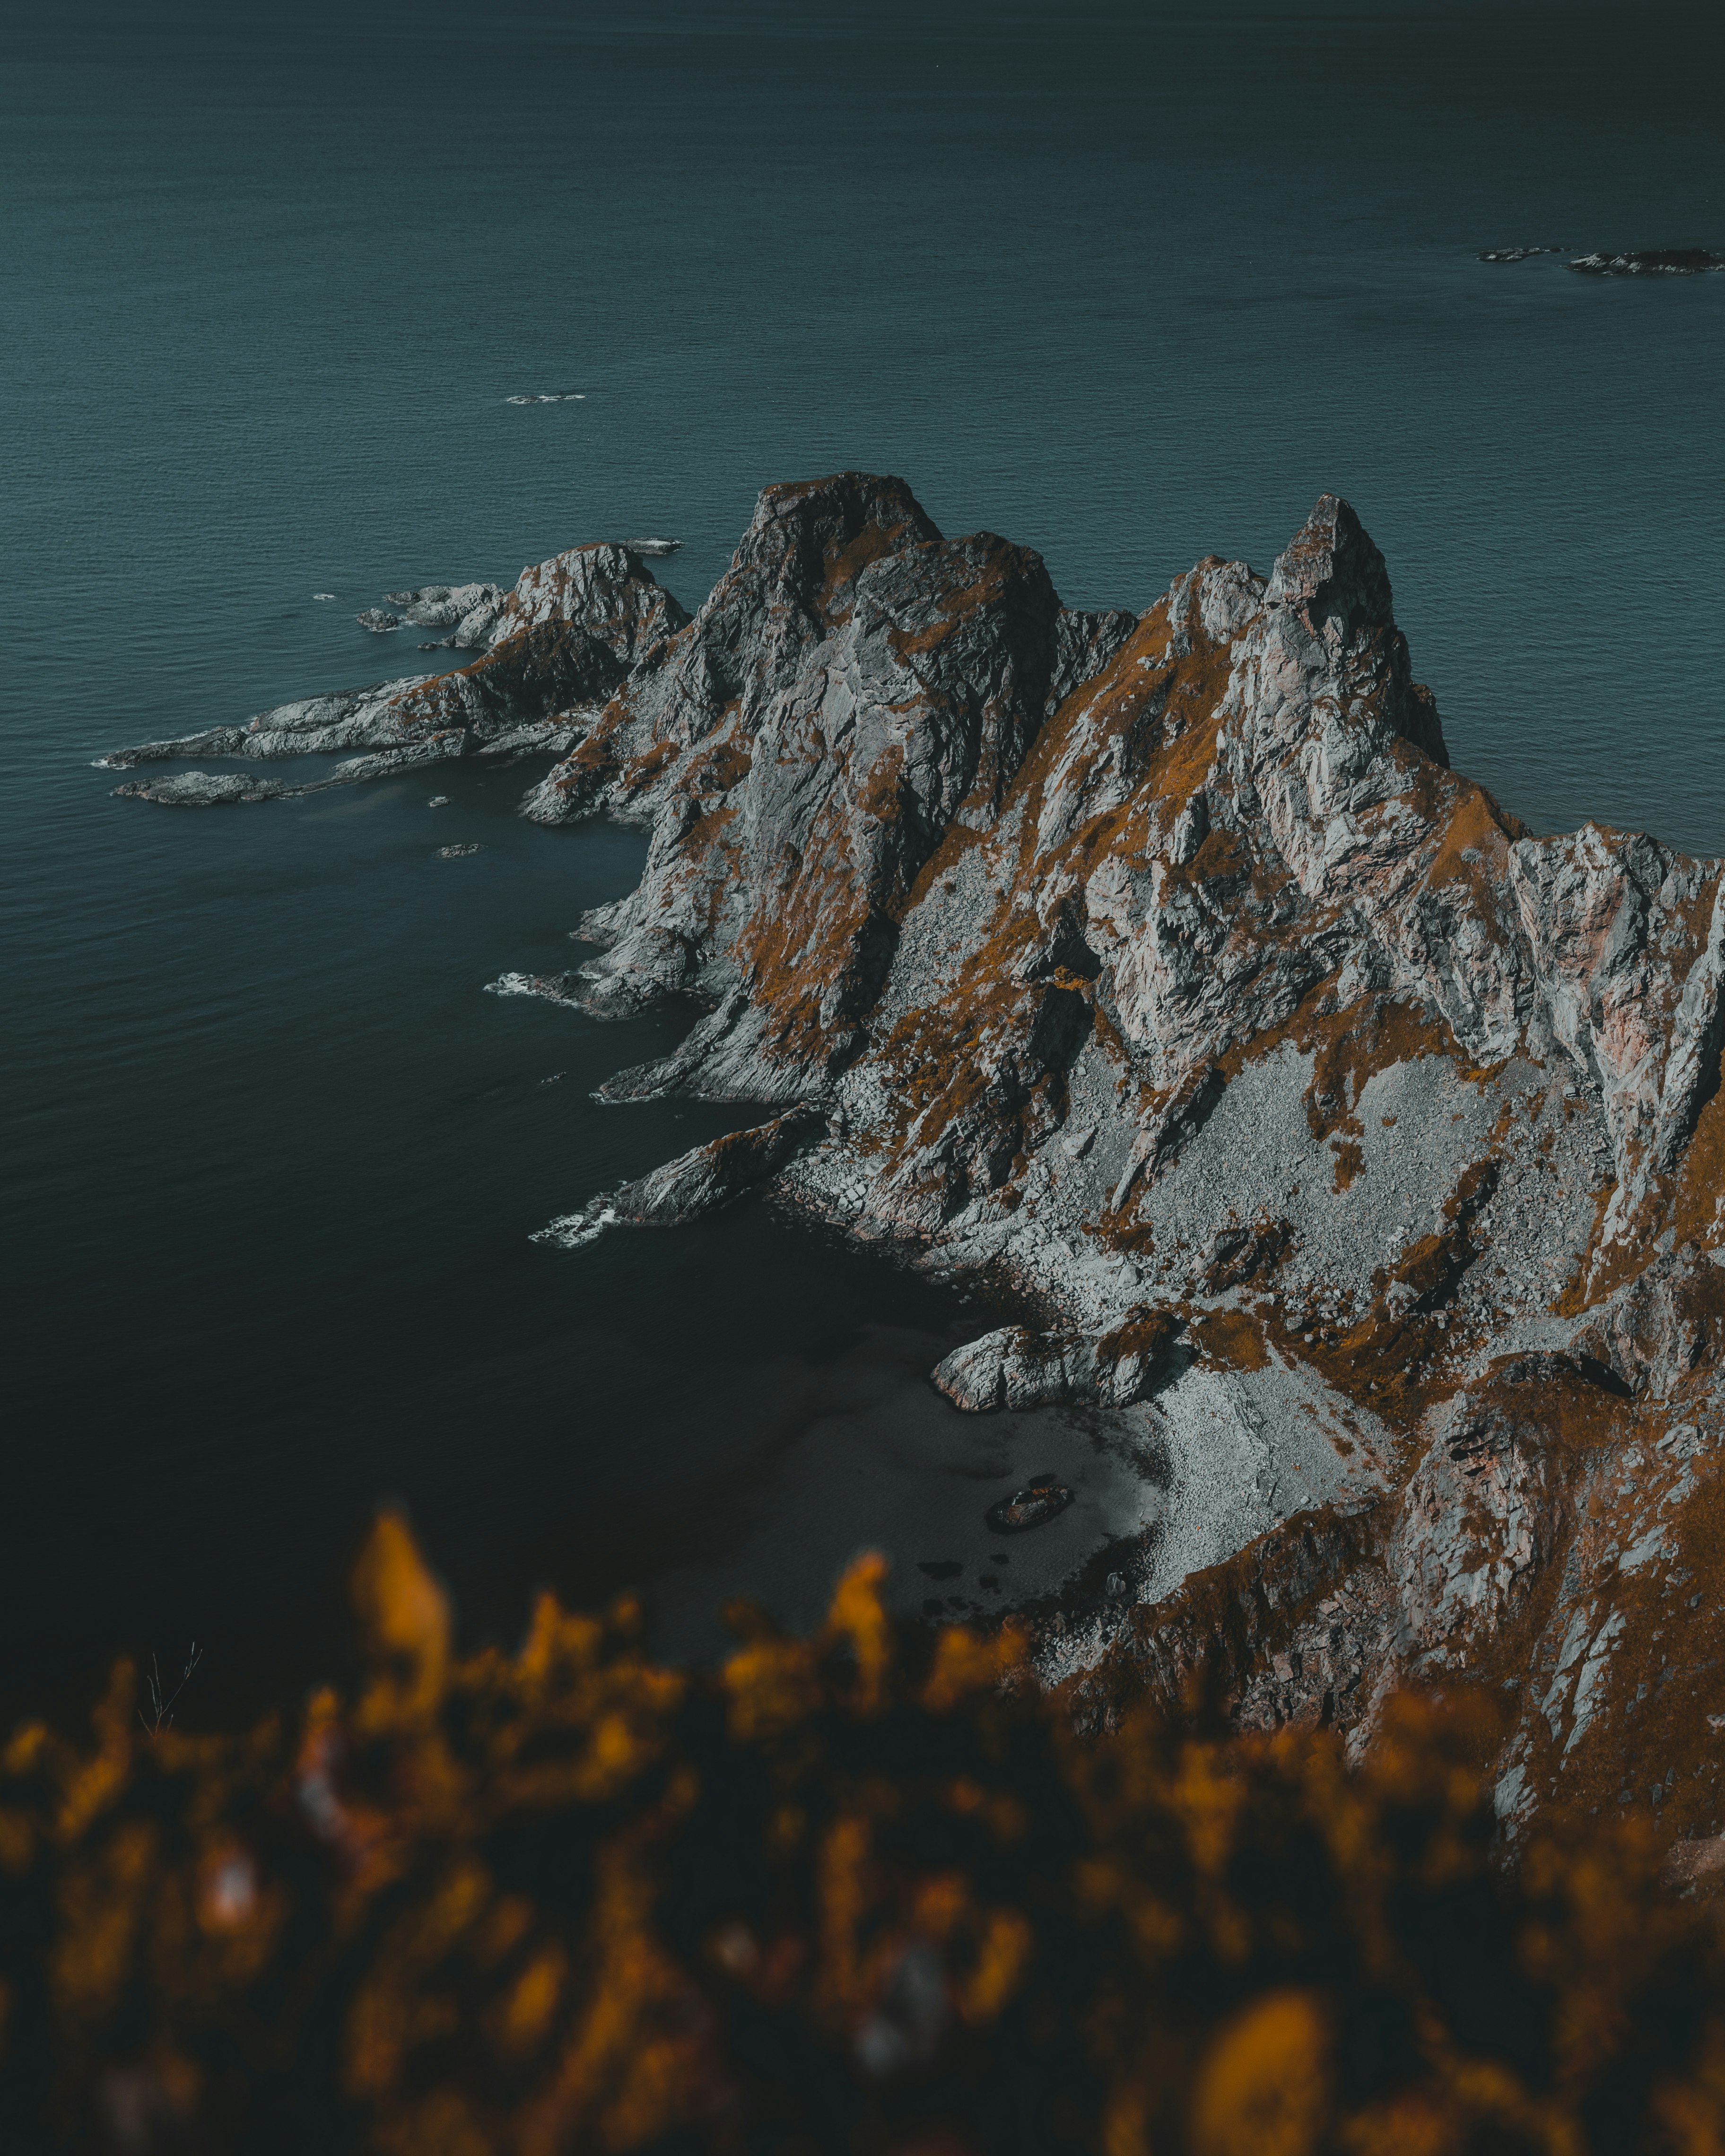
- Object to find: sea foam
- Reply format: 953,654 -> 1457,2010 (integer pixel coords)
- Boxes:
483,971 -> 579,1005
531,1205 -> 616,1249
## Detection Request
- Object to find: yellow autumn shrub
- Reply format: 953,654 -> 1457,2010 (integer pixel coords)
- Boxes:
0,1511 -> 1719,2155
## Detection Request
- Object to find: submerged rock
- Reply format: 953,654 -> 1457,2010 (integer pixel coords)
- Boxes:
985,1476 -> 1075,1534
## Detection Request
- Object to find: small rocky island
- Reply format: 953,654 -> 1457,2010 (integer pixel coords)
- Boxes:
1479,245 -> 1724,274
1569,247 -> 1725,275
99,476 -> 1725,1841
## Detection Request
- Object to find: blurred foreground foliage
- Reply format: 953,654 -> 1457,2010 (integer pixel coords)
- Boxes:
2,1514 -> 1723,2155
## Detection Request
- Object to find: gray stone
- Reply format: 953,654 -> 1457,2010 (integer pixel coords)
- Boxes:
110,770 -> 289,806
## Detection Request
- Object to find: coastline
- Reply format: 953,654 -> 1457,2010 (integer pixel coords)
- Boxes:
93,470 -> 1725,1830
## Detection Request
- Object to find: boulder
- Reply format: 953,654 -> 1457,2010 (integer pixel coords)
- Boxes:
933,1308 -> 1179,1413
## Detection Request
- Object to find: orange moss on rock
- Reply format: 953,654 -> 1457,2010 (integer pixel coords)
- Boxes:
1330,1139 -> 1365,1193
1274,1301 -> 1445,1432
1667,1045 -> 1725,1259
817,516 -> 911,611
1065,1505 -> 1384,1735
1189,1307 -> 1271,1372
1097,1306 -> 1181,1374
617,739 -> 678,796
684,736 -> 753,796
1406,761 -> 1528,890
1299,994 -> 1467,1142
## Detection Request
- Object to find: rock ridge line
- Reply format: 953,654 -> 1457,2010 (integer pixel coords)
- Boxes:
101,473 -> 1725,1838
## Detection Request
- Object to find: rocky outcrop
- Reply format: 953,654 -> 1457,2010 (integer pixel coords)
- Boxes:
375,581 -> 509,646
932,1308 -> 1179,1412
500,473 -> 1721,1830
517,476 -> 1134,1088
1569,249 -> 1725,276
110,769 -> 293,806
1387,1368 -> 1584,1667
110,470 -> 1725,1836
488,477 -> 1715,1300
96,545 -> 688,786
1069,1348 -> 1725,1846
531,1108 -> 825,1249
611,1108 -> 825,1225
1480,248 -> 1725,275
99,677 -> 435,768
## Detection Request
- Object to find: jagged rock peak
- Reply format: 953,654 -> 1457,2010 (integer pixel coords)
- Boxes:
505,539 -> 691,643
1265,491 -> 1396,645
727,470 -> 944,600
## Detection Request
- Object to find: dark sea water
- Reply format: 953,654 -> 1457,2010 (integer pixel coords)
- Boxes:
4,0 -> 1722,1722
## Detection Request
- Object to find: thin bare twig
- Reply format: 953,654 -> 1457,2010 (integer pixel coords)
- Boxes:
138,1642 -> 203,1738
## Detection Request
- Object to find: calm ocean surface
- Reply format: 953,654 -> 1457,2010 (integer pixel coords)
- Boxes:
4,0 -> 1722,1719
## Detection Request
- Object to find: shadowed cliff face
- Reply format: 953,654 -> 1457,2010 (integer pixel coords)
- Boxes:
520,475 -> 1133,1094
100,474 -> 1725,1839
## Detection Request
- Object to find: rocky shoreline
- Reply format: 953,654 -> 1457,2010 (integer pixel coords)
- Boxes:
1568,247 -> 1725,276
100,474 -> 1725,1844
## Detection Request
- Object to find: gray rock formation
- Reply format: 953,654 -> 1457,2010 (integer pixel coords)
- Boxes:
380,581 -> 509,646
110,733 -> 467,805
1568,248 -> 1725,276
97,544 -> 688,790
507,472 -> 1723,1830
932,1310 -> 1178,1412
106,469 -> 1725,1835
532,1108 -> 824,1248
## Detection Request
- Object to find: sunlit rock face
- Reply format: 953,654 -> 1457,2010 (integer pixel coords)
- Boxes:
101,472 -> 1725,1830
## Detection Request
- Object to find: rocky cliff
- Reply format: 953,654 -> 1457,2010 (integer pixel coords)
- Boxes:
101,473 -> 1725,1845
